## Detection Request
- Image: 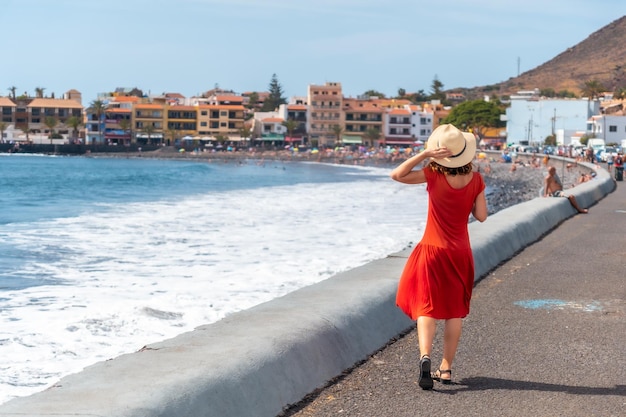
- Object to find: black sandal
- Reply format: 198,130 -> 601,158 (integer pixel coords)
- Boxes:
432,369 -> 452,385
418,355 -> 433,390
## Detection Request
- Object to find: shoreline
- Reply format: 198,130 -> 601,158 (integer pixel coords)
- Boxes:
93,147 -> 589,216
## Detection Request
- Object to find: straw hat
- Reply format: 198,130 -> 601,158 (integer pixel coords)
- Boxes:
427,124 -> 476,168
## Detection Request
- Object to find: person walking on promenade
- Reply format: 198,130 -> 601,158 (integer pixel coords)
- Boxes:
543,166 -> 588,213
390,124 -> 488,390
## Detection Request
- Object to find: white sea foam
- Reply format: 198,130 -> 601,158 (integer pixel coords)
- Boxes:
0,165 -> 428,404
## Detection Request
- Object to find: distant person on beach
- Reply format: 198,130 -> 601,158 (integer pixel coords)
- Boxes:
544,166 -> 588,213
390,124 -> 488,390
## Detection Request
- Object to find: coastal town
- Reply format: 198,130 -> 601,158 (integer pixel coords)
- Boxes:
1,78 -> 626,161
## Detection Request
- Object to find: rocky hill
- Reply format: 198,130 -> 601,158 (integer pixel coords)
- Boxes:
457,15 -> 626,99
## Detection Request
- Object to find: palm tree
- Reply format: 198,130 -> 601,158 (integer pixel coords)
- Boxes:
330,125 -> 344,146
364,127 -> 381,147
142,124 -> 155,145
44,116 -> 58,144
282,119 -> 297,144
166,129 -> 177,146
8,86 -> 17,99
119,119 -> 131,145
66,116 -> 83,142
239,125 -> 252,148
35,87 -> 45,98
581,80 -> 605,100
88,99 -> 106,144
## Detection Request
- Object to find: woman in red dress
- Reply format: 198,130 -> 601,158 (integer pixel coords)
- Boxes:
390,124 -> 488,390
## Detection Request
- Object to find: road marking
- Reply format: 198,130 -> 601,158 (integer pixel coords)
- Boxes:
514,299 -> 603,312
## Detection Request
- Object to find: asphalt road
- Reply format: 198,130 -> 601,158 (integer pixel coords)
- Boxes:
282,177 -> 626,417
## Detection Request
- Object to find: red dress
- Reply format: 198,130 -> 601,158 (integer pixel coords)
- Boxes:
396,166 -> 485,320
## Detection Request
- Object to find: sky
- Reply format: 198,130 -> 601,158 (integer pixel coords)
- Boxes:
2,0 -> 624,104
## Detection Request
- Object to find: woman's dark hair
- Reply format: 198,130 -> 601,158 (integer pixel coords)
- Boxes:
428,161 -> 473,176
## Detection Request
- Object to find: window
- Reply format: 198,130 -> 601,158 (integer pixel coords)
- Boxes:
609,125 -> 617,132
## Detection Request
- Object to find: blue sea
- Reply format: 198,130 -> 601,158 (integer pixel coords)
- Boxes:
0,154 -> 428,404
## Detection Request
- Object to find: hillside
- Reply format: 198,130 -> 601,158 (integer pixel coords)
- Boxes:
458,15 -> 626,98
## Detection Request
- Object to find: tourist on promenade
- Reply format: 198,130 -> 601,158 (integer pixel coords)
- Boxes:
614,152 -> 624,181
606,152 -> 614,174
390,124 -> 488,390
543,166 -> 588,213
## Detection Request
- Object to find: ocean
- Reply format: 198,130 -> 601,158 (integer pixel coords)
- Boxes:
0,154 -> 428,404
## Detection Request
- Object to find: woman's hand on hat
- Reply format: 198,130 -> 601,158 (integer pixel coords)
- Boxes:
428,147 -> 453,159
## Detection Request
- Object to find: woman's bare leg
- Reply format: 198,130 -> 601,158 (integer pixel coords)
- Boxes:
417,316 -> 436,358
440,318 -> 462,373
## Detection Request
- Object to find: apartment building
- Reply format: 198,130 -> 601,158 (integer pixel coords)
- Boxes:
384,107 -> 414,146
167,105 -> 197,144
103,96 -> 138,145
342,98 -> 384,146
133,103 -> 165,145
196,95 -> 246,140
0,94 -> 83,143
307,82 -> 343,147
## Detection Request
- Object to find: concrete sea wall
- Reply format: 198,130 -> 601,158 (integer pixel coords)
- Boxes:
0,161 -> 615,417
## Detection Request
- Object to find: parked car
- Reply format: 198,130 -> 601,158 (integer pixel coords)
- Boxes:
599,146 -> 618,162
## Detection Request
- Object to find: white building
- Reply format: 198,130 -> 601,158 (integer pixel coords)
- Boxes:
504,90 -> 600,146
587,114 -> 626,144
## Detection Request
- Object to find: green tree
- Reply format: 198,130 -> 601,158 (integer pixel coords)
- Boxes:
557,90 -> 577,98
410,89 -> 428,103
66,115 -> 82,141
614,87 -> 626,100
44,116 -> 58,143
441,99 -> 503,139
362,90 -> 386,99
261,73 -> 287,111
35,87 -> 45,98
544,134 -> 557,146
397,88 -> 406,98
246,92 -> 259,110
429,75 -> 446,102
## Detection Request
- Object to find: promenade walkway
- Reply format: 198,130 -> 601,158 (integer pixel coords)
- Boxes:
284,177 -> 626,417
